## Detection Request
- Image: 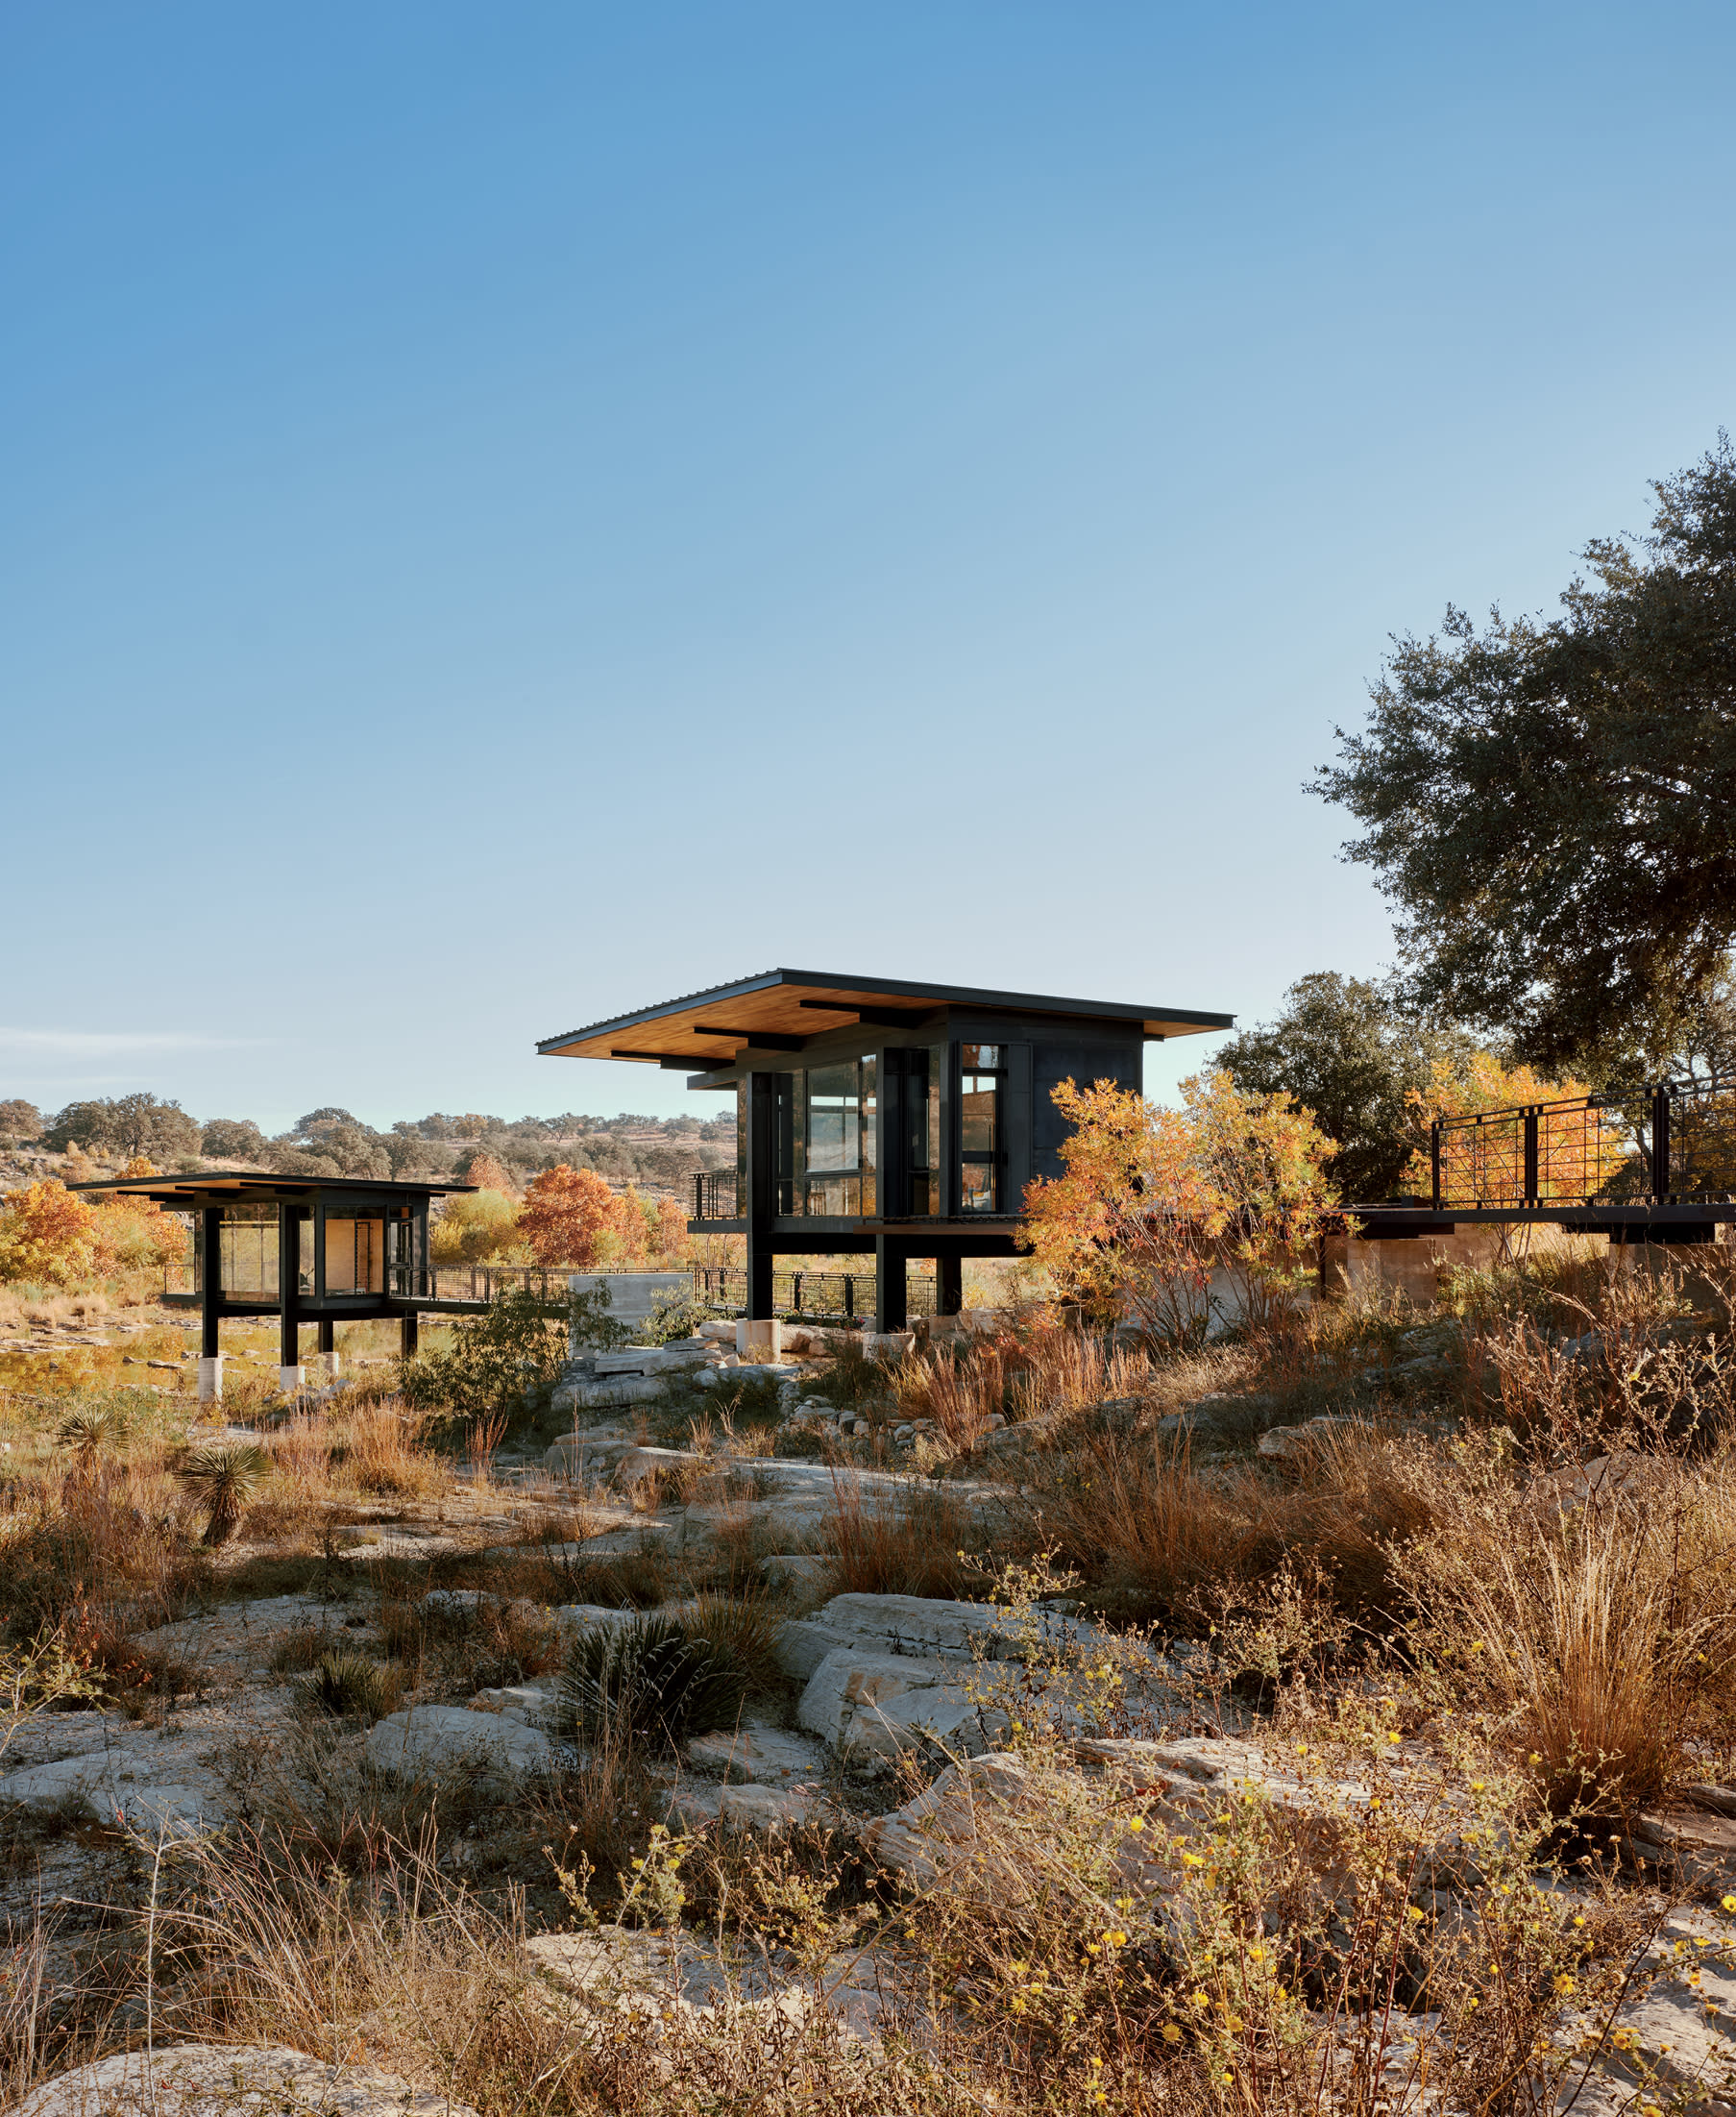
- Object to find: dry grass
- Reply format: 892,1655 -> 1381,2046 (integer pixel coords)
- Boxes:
821,1475 -> 985,1599
1401,1445 -> 1736,1817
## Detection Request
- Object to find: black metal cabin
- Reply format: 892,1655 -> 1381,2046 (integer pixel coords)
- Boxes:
70,1170 -> 478,1397
537,967 -> 1234,1330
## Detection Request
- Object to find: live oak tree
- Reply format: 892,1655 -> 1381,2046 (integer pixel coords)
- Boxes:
1217,972 -> 1474,1200
1317,438 -> 1736,1071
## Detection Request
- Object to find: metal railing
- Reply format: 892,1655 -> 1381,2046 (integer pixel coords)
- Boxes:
386,1264 -> 580,1305
690,1264 -> 937,1321
694,1169 -> 741,1219
1430,1080 -> 1736,1212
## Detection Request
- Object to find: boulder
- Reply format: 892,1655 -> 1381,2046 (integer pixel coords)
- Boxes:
665,1781 -> 819,1833
0,1748 -> 220,1836
365,1705 -> 553,1779
759,1553 -> 834,1596
795,1646 -> 953,1751
777,1590 -> 1110,1679
863,1751 -> 1048,1887
16,2042 -> 479,2116
550,1376 -> 664,1416
687,1723 -> 827,1782
593,1345 -> 709,1377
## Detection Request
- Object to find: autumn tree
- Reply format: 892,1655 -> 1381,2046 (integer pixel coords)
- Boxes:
428,1191 -> 524,1267
458,1151 -> 517,1195
518,1165 -> 625,1267
0,1099 -> 43,1143
653,1194 -> 690,1260
1318,438 -> 1736,1070
1020,1071 -> 1336,1345
0,1180 -> 98,1284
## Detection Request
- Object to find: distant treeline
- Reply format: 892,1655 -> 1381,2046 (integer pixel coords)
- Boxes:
0,1093 -> 734,1191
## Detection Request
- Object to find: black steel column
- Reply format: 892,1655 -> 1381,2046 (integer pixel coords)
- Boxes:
936,1252 -> 963,1317
746,1071 -> 775,1320
317,1317 -> 335,1356
876,1235 -> 907,1331
200,1208 -> 222,1359
278,1203 -> 301,1370
1651,1084 -> 1672,1200
1430,1122 -> 1441,1211
400,1311 -> 419,1359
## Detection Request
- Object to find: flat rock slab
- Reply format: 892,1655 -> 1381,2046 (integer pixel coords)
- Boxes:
775,1590 -> 1111,1682
129,1595 -> 353,1677
665,1781 -> 820,1834
365,1705 -> 554,1780
17,2042 -> 480,2116
687,1724 -> 827,1783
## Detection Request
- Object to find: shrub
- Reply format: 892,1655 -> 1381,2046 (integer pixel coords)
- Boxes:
298,1648 -> 396,1721
178,1441 -> 271,1545
428,1189 -> 523,1266
559,1613 -> 749,1747
399,1284 -> 626,1423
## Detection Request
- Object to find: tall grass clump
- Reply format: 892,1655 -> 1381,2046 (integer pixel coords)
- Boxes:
560,1612 -> 749,1747
1402,1449 -> 1736,1816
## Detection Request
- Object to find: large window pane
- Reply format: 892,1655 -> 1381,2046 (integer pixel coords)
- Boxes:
860,1054 -> 877,1217
961,1071 -> 998,1154
325,1216 -> 383,1293
806,1064 -> 860,1170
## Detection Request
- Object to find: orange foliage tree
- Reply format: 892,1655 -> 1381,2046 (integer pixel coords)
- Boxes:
89,1159 -> 188,1276
1400,1050 -> 1625,1202
463,1152 -> 517,1196
1019,1071 -> 1336,1344
653,1194 -> 689,1260
519,1165 -> 628,1267
0,1180 -> 99,1284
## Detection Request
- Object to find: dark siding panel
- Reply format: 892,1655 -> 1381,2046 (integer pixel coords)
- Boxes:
1033,1038 -> 1143,1182
1003,1044 -> 1034,1213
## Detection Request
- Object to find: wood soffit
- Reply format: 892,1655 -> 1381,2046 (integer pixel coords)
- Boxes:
537,968 -> 1235,1065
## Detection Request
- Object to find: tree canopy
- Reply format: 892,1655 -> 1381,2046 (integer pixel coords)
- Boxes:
1216,973 -> 1474,1200
1317,439 -> 1736,1071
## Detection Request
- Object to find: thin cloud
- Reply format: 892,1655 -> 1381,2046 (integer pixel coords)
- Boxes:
0,1028 -> 267,1056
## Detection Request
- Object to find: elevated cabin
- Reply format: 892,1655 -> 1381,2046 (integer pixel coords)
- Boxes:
70,1170 -> 478,1400
537,967 -> 1234,1331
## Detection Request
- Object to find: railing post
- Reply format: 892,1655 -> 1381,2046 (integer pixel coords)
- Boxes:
1523,1107 -> 1540,1205
844,1274 -> 854,1319
1651,1083 -> 1672,1200
1430,1120 -> 1441,1211
695,1173 -> 704,1221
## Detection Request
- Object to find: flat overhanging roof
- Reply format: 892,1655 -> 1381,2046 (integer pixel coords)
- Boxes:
70,1172 -> 475,1210
537,966 -> 1235,1066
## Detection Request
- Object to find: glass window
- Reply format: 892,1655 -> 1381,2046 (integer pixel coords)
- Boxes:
805,1064 -> 860,1170
804,1062 -> 861,1217
960,1162 -> 998,1214
905,1046 -> 944,1215
960,1046 -> 1005,1214
325,1216 -> 383,1293
860,1054 -> 877,1217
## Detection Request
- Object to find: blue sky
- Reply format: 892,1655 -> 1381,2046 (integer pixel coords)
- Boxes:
5,2 -> 1733,1132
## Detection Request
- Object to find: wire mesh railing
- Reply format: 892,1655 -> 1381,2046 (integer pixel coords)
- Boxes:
690,1264 -> 937,1321
693,1169 -> 740,1219
1430,1080 -> 1736,1211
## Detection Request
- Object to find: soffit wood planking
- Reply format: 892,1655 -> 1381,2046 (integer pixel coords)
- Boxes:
537,967 -> 1235,1068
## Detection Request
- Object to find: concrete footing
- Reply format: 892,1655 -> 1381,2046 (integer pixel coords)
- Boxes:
737,1317 -> 783,1360
279,1365 -> 306,1394
196,1355 -> 224,1403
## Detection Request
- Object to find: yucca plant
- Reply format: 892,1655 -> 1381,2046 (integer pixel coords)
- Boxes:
299,1648 -> 394,1722
560,1613 -> 748,1748
179,1440 -> 271,1545
57,1402 -> 128,1468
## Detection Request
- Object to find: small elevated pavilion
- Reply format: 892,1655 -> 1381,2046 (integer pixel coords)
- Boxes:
71,1169 -> 477,1399
538,966 -> 1234,1331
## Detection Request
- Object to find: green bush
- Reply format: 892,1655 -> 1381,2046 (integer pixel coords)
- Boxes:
559,1613 -> 749,1748
399,1284 -> 628,1424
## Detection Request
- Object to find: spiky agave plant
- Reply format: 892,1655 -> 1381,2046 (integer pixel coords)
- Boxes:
178,1440 -> 271,1545
560,1613 -> 749,1748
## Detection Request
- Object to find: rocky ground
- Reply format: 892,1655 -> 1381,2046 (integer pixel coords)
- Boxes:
6,1292 -> 1736,2113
